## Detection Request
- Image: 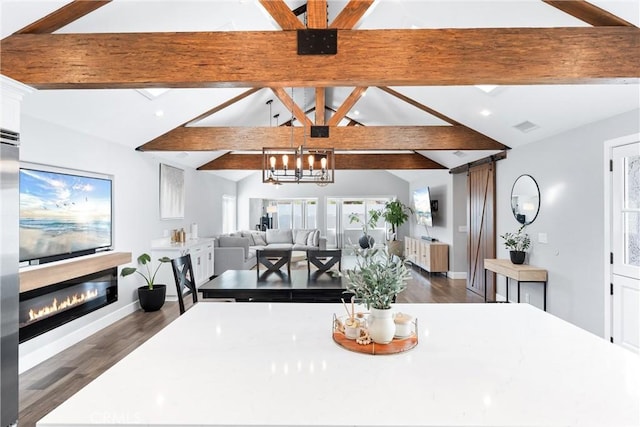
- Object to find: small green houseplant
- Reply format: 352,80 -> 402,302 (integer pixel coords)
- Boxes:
344,246 -> 412,344
121,253 -> 172,311
348,209 -> 382,249
381,199 -> 413,256
500,225 -> 531,264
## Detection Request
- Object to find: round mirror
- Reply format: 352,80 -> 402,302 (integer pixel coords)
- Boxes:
510,174 -> 540,225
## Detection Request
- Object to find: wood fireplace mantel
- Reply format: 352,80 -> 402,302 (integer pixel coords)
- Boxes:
19,252 -> 132,293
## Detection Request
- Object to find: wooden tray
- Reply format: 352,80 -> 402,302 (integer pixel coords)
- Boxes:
332,314 -> 418,355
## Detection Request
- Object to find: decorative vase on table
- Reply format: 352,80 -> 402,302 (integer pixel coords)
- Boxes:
367,307 -> 396,344
510,250 -> 526,265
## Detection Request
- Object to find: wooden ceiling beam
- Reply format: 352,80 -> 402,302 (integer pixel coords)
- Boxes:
186,87 -> 261,126
377,86 -> 460,126
327,87 -> 367,126
13,0 -> 111,35
315,88 -> 326,125
2,28 -> 637,89
330,0 -> 375,29
307,0 -> 328,29
140,126 -> 506,151
270,87 -> 313,127
258,0 -> 304,30
198,153 -> 445,170
543,1 -> 636,27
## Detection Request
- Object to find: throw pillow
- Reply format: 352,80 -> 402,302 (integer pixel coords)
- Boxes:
252,232 -> 267,246
295,230 -> 310,245
306,230 -> 315,246
312,229 -> 320,246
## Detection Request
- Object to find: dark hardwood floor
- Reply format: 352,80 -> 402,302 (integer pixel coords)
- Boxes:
18,267 -> 482,427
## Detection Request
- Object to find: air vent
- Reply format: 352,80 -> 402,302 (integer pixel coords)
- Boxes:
513,120 -> 540,133
0,128 -> 20,144
452,151 -> 466,157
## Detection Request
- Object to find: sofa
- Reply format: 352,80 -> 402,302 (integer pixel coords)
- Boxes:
214,229 -> 326,276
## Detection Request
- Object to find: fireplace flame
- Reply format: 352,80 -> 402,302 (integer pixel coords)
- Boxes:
28,289 -> 99,322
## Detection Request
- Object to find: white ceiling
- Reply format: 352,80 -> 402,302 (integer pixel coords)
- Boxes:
2,0 -> 639,182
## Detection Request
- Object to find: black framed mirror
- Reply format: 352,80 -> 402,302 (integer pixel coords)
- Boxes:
510,174 -> 540,225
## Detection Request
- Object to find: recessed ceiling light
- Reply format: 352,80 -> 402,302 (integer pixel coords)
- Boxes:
155,110 -> 164,117
480,109 -> 492,117
354,110 -> 360,115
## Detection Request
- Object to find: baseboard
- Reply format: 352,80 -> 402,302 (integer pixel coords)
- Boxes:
447,271 -> 467,280
19,301 -> 139,373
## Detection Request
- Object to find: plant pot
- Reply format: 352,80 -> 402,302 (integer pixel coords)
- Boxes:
359,234 -> 375,249
510,251 -> 526,265
387,240 -> 404,257
367,307 -> 396,344
138,284 -> 166,312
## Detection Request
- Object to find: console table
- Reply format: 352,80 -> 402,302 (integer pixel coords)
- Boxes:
484,259 -> 548,311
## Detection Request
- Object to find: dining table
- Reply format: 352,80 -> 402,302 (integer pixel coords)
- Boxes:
36,302 -> 640,426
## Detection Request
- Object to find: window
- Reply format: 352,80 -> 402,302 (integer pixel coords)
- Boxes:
222,195 -> 236,234
265,198 -> 318,229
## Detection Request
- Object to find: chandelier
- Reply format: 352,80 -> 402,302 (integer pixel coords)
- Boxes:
262,88 -> 335,186
262,146 -> 334,185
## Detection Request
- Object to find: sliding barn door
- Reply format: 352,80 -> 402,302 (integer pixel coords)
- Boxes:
467,162 -> 496,297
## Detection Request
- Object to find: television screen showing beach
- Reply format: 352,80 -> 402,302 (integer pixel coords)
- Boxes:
19,168 -> 112,262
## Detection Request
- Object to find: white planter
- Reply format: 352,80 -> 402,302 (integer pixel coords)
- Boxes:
368,307 -> 395,344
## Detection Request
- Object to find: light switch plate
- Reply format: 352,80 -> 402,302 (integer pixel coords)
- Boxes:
538,232 -> 548,244
458,225 -> 468,233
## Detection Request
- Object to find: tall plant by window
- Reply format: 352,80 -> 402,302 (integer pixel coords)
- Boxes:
381,199 -> 413,241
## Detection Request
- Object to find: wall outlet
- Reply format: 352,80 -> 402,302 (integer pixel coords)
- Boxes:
538,232 -> 548,244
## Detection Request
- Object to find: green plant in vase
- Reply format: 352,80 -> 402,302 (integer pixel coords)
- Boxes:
500,225 -> 531,264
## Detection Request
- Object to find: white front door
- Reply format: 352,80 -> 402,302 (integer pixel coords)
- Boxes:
611,140 -> 640,353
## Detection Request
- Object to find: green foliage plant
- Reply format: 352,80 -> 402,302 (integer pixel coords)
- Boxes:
120,253 -> 172,290
500,225 -> 531,252
381,199 -> 413,240
344,246 -> 412,310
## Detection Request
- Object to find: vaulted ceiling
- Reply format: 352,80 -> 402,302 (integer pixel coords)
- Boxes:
1,0 -> 638,181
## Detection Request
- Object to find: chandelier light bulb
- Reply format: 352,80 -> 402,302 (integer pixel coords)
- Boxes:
320,157 -> 327,169
282,154 -> 288,168
308,154 -> 314,169
270,156 -> 276,169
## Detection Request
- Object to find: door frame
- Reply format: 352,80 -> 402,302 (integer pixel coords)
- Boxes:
603,132 -> 640,341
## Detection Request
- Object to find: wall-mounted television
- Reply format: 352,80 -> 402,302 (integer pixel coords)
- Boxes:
413,186 -> 433,228
19,165 -> 113,264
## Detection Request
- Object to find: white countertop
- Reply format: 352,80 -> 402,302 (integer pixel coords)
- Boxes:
37,303 -> 640,427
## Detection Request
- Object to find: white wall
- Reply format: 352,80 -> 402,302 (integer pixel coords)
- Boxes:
17,115 -> 235,371
496,109 -> 640,337
237,170 -> 410,237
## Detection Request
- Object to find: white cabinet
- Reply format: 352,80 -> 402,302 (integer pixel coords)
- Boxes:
151,238 -> 215,300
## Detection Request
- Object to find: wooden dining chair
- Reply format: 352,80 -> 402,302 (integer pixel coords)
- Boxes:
256,249 -> 291,281
171,254 -> 198,315
307,249 -> 342,277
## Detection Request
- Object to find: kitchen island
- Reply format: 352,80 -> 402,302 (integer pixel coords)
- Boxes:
37,303 -> 639,426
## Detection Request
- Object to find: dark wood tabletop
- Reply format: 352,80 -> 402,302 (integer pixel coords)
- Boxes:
198,269 -> 351,303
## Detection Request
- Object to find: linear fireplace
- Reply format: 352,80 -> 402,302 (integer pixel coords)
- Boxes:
19,267 -> 118,343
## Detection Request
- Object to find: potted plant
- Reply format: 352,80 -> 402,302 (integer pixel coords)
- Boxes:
500,225 -> 531,264
348,209 -> 381,249
121,253 -> 172,312
381,199 -> 413,257
344,246 -> 412,344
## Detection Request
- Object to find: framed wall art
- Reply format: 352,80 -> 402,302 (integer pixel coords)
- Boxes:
159,163 -> 185,220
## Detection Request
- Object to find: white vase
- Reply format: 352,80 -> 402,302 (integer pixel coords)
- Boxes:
368,307 -> 396,344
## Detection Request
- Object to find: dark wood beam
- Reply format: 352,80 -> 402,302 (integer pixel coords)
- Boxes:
186,87 -> 261,126
270,87 -> 313,127
327,87 -> 367,126
258,0 -> 304,30
377,86 -> 460,126
140,126 -> 507,151
315,88 -> 326,125
307,0 -> 328,29
330,0 -> 375,29
2,28 -> 638,89
543,1 -> 636,27
198,153 -> 445,170
13,0 -> 111,35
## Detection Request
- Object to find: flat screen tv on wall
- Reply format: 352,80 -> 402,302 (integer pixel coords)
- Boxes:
19,165 -> 113,265
413,187 -> 433,228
